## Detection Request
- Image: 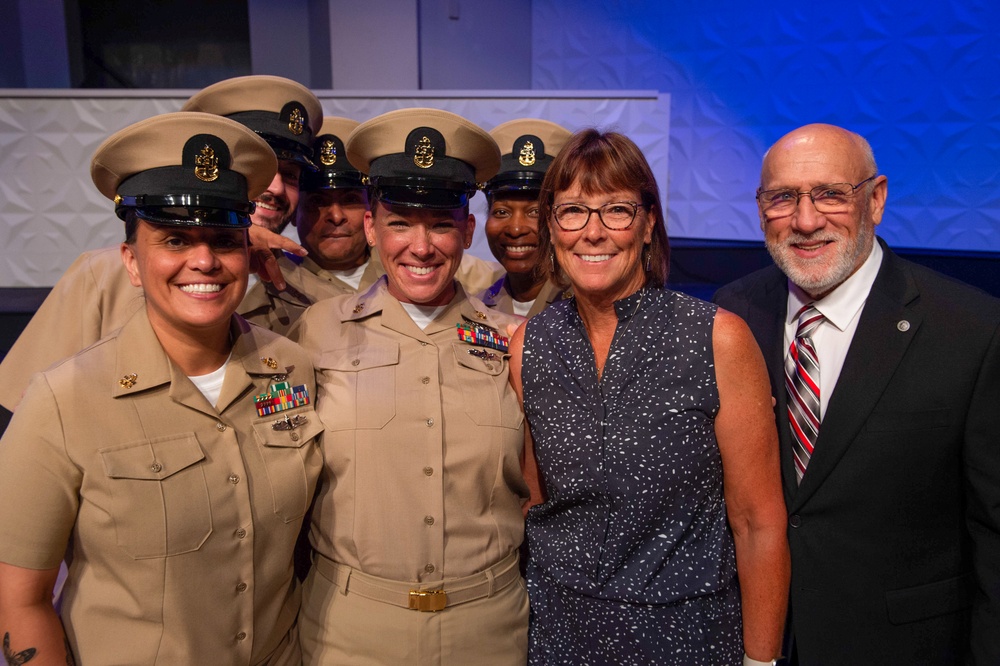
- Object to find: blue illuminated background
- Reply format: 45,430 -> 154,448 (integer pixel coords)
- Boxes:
532,0 -> 1000,252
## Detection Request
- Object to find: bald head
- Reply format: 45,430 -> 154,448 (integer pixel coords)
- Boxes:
761,124 -> 877,189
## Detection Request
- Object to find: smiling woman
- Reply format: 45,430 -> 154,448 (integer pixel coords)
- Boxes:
0,112 -> 324,665
508,129 -> 790,665
288,108 -> 530,665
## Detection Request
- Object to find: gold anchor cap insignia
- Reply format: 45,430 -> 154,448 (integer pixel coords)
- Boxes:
518,140 -> 536,167
194,144 -> 219,182
260,357 -> 278,369
320,139 -> 337,166
288,108 -> 305,136
119,373 -> 138,389
414,136 -> 435,169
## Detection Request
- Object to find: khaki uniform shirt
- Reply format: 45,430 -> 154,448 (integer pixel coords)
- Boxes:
239,252 -> 382,335
238,251 -> 502,336
290,277 -> 527,582
0,309 -> 323,665
479,276 -> 568,318
0,246 -> 142,411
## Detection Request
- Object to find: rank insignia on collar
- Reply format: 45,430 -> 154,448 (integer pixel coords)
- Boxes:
260,357 -> 278,369
456,322 -> 509,353
118,373 -> 138,389
353,303 -> 365,314
254,381 -> 310,417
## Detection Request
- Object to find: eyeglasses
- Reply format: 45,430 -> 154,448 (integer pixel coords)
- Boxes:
756,176 -> 877,216
551,201 -> 645,231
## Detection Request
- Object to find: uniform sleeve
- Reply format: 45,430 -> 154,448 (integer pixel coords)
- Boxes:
0,251 -> 127,411
0,373 -> 81,569
964,320 -> 1000,664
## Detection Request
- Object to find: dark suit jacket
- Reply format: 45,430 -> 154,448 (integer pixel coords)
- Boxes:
714,239 -> 1000,665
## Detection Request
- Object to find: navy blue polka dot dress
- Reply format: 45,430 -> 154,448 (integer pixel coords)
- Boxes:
523,287 -> 742,665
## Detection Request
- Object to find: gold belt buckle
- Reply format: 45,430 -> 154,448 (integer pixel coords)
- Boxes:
408,589 -> 448,612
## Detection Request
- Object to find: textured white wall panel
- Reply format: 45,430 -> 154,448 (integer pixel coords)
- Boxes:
0,91 -> 668,286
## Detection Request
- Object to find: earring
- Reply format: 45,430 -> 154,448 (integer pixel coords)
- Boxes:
644,245 -> 652,272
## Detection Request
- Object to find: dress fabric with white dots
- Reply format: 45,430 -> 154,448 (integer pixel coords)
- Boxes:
523,287 -> 742,665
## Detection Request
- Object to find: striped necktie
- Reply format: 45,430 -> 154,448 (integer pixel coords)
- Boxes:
785,305 -> 824,484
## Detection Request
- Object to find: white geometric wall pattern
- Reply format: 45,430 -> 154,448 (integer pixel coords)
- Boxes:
532,0 -> 1000,253
0,92 -> 668,286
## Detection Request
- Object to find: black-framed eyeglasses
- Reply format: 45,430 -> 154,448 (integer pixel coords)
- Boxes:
551,201 -> 645,231
756,175 -> 878,216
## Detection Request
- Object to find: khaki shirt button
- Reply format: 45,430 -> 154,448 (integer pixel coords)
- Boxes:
352,359 -> 360,366
236,582 -> 248,592
290,432 -> 300,442
424,563 -> 435,573
421,376 -> 430,385
424,515 -> 435,525
235,528 -> 247,539
423,466 -> 433,476
236,632 -> 247,641
216,422 -> 227,432
420,342 -> 429,347
229,474 -> 240,484
425,418 -> 434,427
149,462 -> 162,473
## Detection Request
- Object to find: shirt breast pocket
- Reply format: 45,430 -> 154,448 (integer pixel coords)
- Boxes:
317,343 -> 399,430
100,433 -> 211,559
252,409 -> 325,523
453,342 -> 524,429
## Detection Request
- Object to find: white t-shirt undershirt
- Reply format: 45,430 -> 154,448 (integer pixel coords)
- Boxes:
188,352 -> 232,409
400,301 -> 449,330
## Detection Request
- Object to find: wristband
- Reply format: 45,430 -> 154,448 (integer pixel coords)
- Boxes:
743,655 -> 777,666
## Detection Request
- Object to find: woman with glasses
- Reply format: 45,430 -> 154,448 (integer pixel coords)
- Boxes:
508,129 -> 790,665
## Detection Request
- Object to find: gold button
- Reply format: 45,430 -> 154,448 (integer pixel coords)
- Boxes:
424,515 -> 435,525
420,341 -> 429,346
236,631 -> 247,641
352,359 -> 360,366
290,432 -> 300,442
229,474 -> 240,484
424,563 -> 435,573
236,582 -> 248,592
423,467 -> 433,476
149,462 -> 162,473
216,422 -> 227,432
421,376 -> 430,385
425,418 -> 434,427
235,528 -> 247,539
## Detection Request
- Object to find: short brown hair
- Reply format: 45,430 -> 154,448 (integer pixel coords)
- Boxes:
536,129 -> 669,288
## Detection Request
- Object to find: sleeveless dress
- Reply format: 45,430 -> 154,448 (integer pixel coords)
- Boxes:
522,287 -> 742,665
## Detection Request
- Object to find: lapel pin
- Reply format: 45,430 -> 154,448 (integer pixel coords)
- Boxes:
119,373 -> 138,389
260,357 -> 278,369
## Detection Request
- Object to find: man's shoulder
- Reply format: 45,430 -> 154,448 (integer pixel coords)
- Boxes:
713,264 -> 785,309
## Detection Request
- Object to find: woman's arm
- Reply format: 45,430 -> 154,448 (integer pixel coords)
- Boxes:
0,562 -> 72,665
713,308 -> 789,663
508,322 -> 545,514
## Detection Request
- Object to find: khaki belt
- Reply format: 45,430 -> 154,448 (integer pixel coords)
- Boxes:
312,550 -> 521,612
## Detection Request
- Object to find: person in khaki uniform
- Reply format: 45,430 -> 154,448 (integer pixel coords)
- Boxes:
479,119 -> 573,318
241,116 -> 505,335
289,108 -> 528,665
0,112 -> 324,665
0,75 -> 320,415
240,116 -> 380,334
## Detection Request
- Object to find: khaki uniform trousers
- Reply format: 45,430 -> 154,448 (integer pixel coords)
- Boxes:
299,552 -> 528,665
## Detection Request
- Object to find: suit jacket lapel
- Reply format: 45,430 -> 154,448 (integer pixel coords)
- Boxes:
736,268 -> 800,503
791,243 -> 921,508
